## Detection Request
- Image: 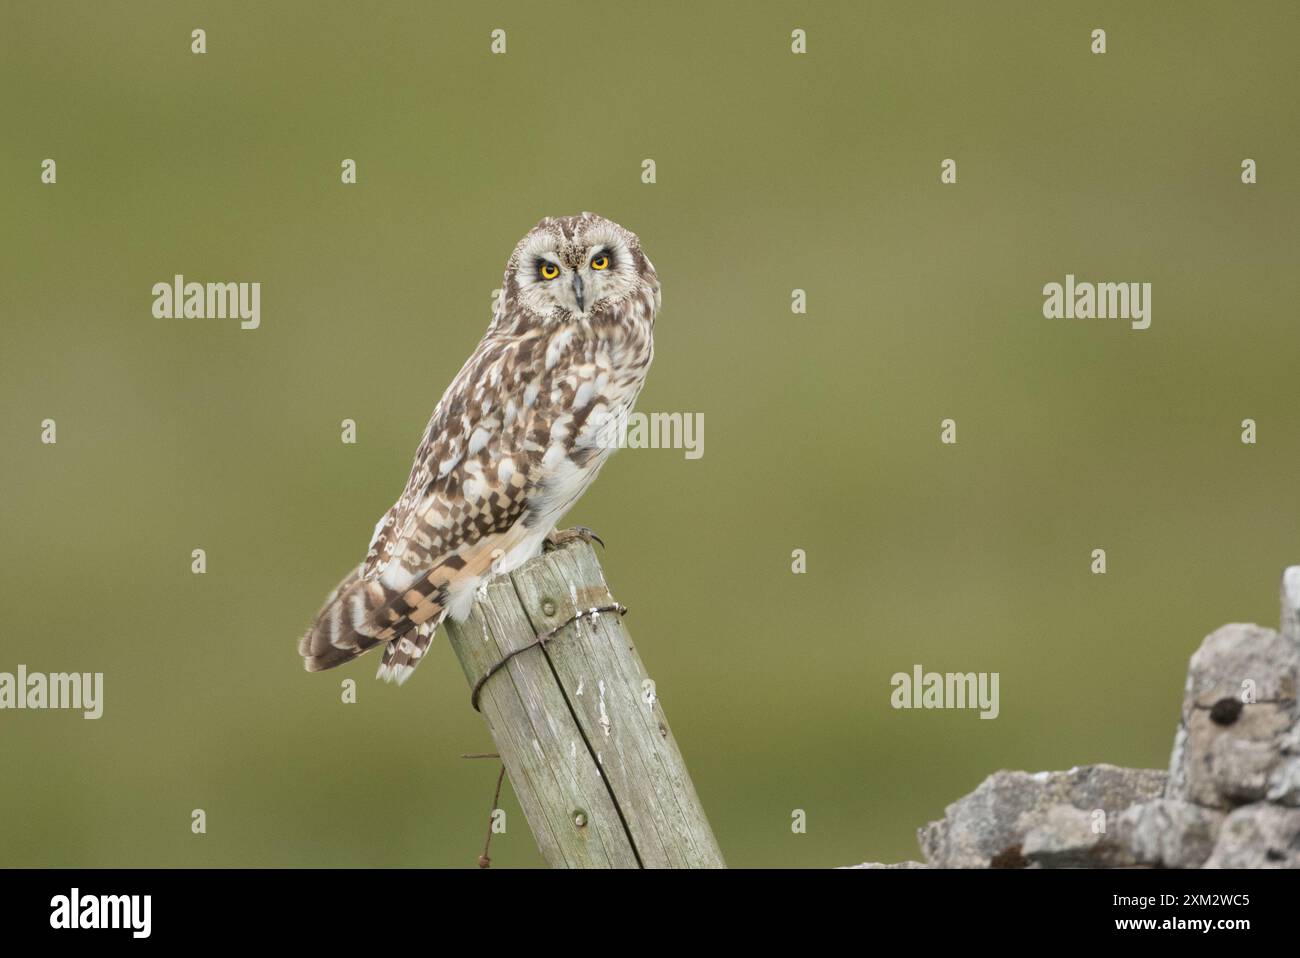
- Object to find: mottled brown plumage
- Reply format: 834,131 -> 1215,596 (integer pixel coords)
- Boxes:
299,213 -> 659,683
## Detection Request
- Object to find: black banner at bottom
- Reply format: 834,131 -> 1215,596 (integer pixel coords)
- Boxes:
0,866 -> 1282,943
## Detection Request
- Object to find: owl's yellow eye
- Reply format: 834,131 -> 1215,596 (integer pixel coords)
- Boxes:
539,262 -> 559,280
590,254 -> 610,271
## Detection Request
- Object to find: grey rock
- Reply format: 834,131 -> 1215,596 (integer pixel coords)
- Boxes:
1203,804 -> 1300,868
1164,722 -> 1190,801
917,765 -> 1165,868
1180,623 -> 1297,715
841,861 -> 928,869
1282,567 -> 1300,646
1117,799 -> 1224,868
1280,724 -> 1300,755
1266,757 -> 1300,806
1185,705 -> 1291,807
1167,623 -> 1298,808
1022,803 -> 1134,867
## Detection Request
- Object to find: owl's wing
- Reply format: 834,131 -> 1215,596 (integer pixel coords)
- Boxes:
299,330 -> 549,680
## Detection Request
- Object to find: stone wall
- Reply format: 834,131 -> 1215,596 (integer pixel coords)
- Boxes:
850,567 -> 1300,869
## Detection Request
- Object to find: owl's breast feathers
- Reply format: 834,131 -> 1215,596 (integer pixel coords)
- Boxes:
299,289 -> 655,683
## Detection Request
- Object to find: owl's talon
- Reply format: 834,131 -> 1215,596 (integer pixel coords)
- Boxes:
545,526 -> 605,552
572,526 -> 606,549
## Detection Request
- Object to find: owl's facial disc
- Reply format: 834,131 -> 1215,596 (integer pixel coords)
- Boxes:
512,220 -> 641,321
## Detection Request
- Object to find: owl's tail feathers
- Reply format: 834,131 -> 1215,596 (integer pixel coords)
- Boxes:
374,617 -> 442,686
298,566 -> 391,673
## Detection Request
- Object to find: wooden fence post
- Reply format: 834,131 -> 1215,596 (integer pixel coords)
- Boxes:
443,534 -> 726,868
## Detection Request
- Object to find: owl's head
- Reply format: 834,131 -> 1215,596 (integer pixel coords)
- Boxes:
502,212 -> 657,323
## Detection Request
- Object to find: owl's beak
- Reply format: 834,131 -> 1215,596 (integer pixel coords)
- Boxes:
571,273 -> 585,313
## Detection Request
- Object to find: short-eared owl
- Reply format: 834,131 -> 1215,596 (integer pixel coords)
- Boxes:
300,213 -> 659,684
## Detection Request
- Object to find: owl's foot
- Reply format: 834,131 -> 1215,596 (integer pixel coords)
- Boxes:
544,525 -> 605,552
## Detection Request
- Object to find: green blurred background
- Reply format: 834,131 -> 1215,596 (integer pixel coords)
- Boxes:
2,1 -> 1298,868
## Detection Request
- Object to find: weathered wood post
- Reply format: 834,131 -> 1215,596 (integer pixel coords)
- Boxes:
444,534 -> 725,868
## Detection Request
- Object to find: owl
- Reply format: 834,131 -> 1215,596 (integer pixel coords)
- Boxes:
299,213 -> 659,684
